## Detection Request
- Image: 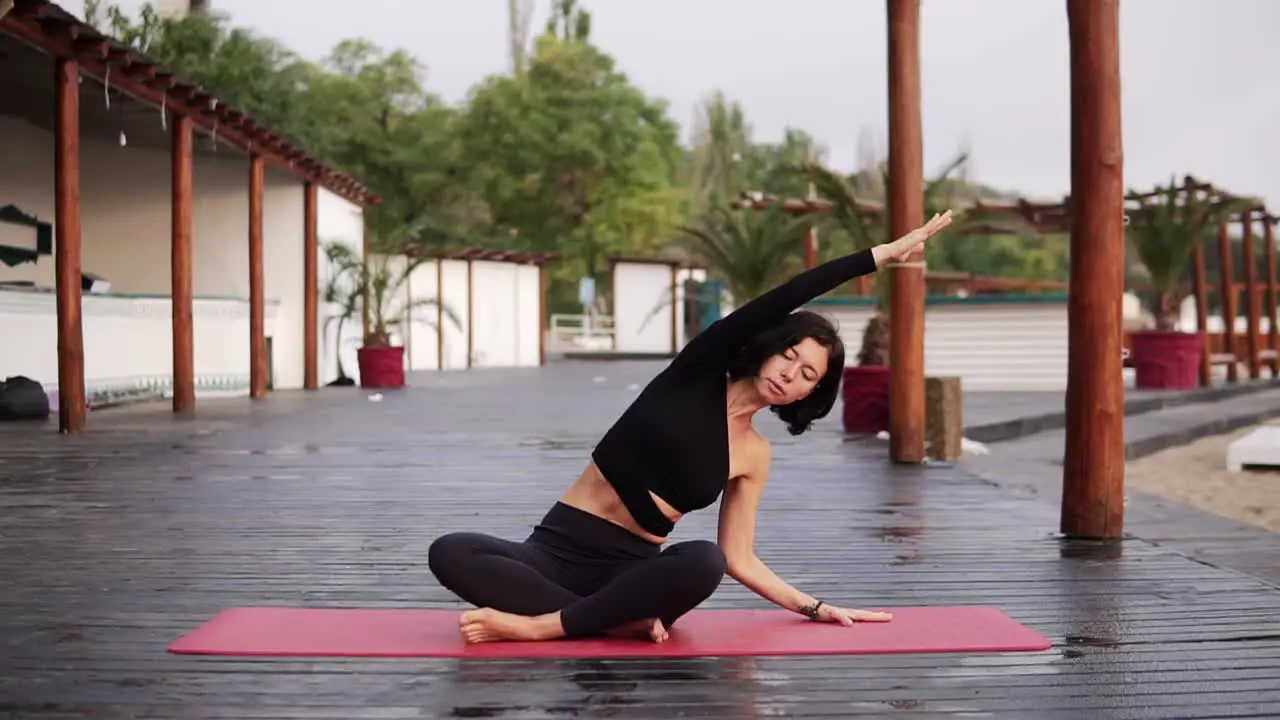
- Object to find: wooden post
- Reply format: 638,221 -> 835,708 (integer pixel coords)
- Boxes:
248,153 -> 266,398
804,182 -> 819,270
924,376 -> 962,461
54,57 -> 85,434
1241,211 -> 1260,379
1217,222 -> 1238,383
1266,218 -> 1278,375
538,262 -> 547,366
670,263 -> 680,353
1189,184 -> 1211,387
886,0 -> 926,463
436,258 -> 445,370
303,182 -> 318,390
1191,242 -> 1211,386
170,114 -> 195,413
466,258 -> 474,368
361,221 -> 371,343
1061,0 -> 1125,539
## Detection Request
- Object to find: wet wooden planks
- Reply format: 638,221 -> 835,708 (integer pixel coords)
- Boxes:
2,365 -> 1280,718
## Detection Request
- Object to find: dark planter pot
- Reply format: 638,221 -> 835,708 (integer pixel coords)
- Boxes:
357,345 -> 406,388
1128,330 -> 1202,390
842,365 -> 891,434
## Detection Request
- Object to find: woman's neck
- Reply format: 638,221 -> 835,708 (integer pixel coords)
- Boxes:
725,377 -> 767,421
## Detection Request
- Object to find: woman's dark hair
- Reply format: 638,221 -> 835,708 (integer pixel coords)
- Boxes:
726,310 -> 845,436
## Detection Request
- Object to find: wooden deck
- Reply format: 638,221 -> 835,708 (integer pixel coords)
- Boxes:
3,362 -> 1280,719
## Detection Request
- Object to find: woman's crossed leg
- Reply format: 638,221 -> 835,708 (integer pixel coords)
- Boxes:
428,531 -> 726,643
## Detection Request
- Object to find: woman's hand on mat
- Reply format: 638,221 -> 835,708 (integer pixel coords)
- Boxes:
819,605 -> 893,625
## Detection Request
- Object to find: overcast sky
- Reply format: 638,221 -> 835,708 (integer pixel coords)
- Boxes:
73,0 -> 1280,211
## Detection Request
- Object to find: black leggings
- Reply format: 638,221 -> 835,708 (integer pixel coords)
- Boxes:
427,502 -> 727,637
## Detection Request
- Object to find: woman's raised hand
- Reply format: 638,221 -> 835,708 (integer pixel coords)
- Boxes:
877,210 -> 954,265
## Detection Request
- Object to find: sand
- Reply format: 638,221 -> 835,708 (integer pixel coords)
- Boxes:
1125,421 -> 1280,533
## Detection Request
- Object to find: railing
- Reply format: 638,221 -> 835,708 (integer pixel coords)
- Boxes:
548,313 -> 614,352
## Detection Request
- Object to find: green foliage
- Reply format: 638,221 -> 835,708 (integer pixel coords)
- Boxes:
457,25 -> 685,309
675,207 -> 813,305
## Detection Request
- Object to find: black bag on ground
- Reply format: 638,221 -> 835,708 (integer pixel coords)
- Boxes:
0,375 -> 51,421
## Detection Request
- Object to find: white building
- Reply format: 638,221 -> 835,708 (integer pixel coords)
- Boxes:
0,1 -> 552,433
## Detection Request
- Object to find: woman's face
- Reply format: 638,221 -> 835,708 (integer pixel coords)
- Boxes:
755,337 -> 829,405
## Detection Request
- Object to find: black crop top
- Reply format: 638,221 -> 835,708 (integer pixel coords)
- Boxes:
590,248 -> 880,537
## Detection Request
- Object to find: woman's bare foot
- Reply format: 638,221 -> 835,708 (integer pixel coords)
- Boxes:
458,608 -> 563,644
604,617 -> 668,643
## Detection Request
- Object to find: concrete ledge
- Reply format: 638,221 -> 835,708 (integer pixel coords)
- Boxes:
561,351 -> 676,361
1125,403 -> 1280,461
965,378 -> 1280,443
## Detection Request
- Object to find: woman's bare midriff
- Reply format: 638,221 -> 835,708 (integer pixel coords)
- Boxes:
558,461 -> 679,545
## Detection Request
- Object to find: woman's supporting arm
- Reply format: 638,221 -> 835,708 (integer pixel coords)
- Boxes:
717,443 -> 894,624
717,445 -> 819,614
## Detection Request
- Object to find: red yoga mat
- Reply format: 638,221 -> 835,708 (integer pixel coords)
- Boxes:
168,605 -> 1051,659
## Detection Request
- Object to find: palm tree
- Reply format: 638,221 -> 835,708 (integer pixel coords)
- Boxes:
1125,179 -> 1252,330
320,224 -> 463,381
674,205 -> 815,307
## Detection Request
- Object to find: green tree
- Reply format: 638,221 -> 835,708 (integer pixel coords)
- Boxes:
458,23 -> 685,310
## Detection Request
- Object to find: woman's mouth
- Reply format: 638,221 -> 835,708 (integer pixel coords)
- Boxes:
767,379 -> 783,397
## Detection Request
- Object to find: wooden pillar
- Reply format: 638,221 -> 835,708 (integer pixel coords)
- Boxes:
54,57 -> 85,434
1191,241 -> 1211,387
1241,211 -> 1260,379
436,258 -> 445,369
886,0 -> 926,463
303,181 -> 318,390
361,221 -> 371,343
1217,222 -> 1238,383
670,263 -> 680,353
803,183 -> 818,269
466,258 -> 474,368
1189,184 -> 1211,387
538,263 -> 547,366
1266,218 -> 1278,375
170,114 -> 195,413
248,154 -> 266,398
1061,0 -> 1125,539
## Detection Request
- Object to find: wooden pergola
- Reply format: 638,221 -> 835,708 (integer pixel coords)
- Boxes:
1167,176 -> 1279,385
0,0 -> 379,434
732,0 -> 1131,538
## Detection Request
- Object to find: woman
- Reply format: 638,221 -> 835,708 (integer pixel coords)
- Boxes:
428,210 -> 954,644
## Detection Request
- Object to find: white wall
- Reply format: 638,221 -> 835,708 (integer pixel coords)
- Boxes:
405,257 -> 441,371
316,188 -> 365,385
369,254 -> 543,372
471,260 -> 518,367
0,113 -> 363,393
439,259 -> 471,370
515,264 -> 542,365
810,299 -> 1072,391
0,286 -> 275,400
612,261 -> 675,354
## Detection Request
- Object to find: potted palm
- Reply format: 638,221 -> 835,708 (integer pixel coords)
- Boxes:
674,205 -> 814,307
1125,180 -> 1249,389
322,239 -> 461,389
